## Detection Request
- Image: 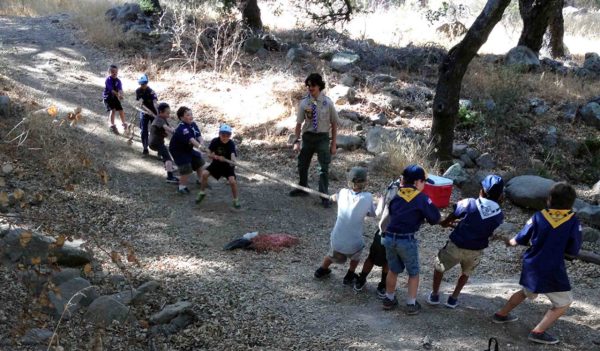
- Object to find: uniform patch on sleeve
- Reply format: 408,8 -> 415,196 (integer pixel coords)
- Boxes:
526,218 -> 533,225
183,129 -> 189,135
427,198 -> 432,204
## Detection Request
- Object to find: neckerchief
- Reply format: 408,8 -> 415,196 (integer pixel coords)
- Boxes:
397,187 -> 420,203
476,197 -> 501,219
541,209 -> 574,229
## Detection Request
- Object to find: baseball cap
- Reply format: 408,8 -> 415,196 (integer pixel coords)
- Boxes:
347,167 -> 368,183
219,124 -> 232,134
481,175 -> 504,199
138,74 -> 149,85
402,164 -> 433,184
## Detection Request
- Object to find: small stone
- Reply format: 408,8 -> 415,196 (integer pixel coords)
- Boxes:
369,113 -> 387,126
329,85 -> 356,105
582,227 -> 600,243
150,301 -> 193,325
21,328 -> 53,345
485,99 -> 496,111
579,102 -> 600,130
85,296 -> 131,327
0,95 -> 10,117
443,163 -> 468,186
335,135 -> 363,151
1,163 -> 14,175
330,52 -> 360,72
459,99 -> 472,110
340,74 -> 355,87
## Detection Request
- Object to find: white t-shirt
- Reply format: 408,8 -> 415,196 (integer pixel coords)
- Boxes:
330,188 -> 376,254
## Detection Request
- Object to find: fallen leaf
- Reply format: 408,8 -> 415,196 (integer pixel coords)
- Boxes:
98,170 -> 109,185
47,256 -> 57,264
139,320 -> 149,329
55,234 -> 66,247
13,188 -> 24,200
31,257 -> 41,265
127,248 -> 140,266
47,105 -> 58,117
64,184 -> 75,191
110,251 -> 122,264
83,263 -> 93,276
19,231 -> 33,247
81,157 -> 91,167
0,191 -> 8,207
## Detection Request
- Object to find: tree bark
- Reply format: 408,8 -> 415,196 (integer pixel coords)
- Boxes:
240,0 -> 262,31
517,0 -> 558,54
431,0 -> 512,162
548,0 -> 566,58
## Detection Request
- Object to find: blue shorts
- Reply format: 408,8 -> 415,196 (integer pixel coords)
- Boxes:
382,234 -> 419,276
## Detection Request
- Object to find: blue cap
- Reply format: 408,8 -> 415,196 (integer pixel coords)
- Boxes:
219,124 -> 232,134
138,74 -> 149,85
481,175 -> 504,199
402,164 -> 432,183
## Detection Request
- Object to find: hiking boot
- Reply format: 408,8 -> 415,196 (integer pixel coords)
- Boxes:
343,272 -> 357,286
314,267 -> 331,279
427,291 -> 440,305
322,198 -> 332,208
233,199 -> 241,209
382,295 -> 398,310
492,313 -> 518,324
196,191 -> 206,203
122,122 -> 129,130
289,188 -> 309,197
166,175 -> 179,184
445,296 -> 458,309
109,125 -> 119,135
353,275 -> 367,292
406,301 -> 422,315
528,331 -> 559,345
376,283 -> 386,300
143,149 -> 149,155
177,187 -> 190,195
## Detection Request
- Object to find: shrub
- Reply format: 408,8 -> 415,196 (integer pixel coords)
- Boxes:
372,135 -> 439,179
139,0 -> 162,14
457,105 -> 482,129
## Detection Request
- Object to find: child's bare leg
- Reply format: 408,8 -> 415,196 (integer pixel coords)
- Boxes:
118,110 -> 126,125
348,259 -> 359,273
496,290 -> 527,316
165,160 -> 174,173
450,274 -> 469,299
359,257 -> 374,275
320,256 -> 333,270
407,275 -> 419,300
108,110 -> 116,126
228,176 -> 238,199
432,270 -> 444,295
179,174 -> 189,187
532,305 -> 569,333
200,170 -> 209,191
385,271 -> 398,295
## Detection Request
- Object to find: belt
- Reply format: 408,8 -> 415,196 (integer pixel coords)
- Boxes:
383,231 -> 416,240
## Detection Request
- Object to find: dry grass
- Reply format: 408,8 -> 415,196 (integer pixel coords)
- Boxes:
373,137 -> 439,179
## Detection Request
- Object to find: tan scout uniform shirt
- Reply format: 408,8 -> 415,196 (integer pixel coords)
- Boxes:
296,93 -> 339,134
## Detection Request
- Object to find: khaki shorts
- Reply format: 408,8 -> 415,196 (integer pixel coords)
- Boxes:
522,287 -> 573,308
328,247 -> 362,264
434,241 -> 482,276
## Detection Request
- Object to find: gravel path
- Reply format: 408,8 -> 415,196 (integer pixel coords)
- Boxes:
0,14 -> 599,351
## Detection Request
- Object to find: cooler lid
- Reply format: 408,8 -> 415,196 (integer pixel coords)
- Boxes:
427,174 -> 453,186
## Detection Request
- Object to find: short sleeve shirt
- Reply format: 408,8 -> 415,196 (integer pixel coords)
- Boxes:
208,137 -> 237,168
135,87 -> 158,115
330,189 -> 376,254
103,76 -> 122,99
296,93 -> 339,134
169,122 -> 201,164
385,187 -> 441,234
449,197 -> 504,250
149,117 -> 169,148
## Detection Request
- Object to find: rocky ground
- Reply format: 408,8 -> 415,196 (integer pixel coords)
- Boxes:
0,12 -> 599,351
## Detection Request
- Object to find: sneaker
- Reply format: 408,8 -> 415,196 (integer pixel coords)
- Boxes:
314,267 -> 331,279
492,313 -> 518,324
196,191 -> 206,204
376,284 -> 387,300
427,292 -> 440,305
233,199 -> 241,209
382,296 -> 398,310
445,296 -> 458,309
406,301 -> 422,315
177,187 -> 190,195
353,275 -> 367,292
289,188 -> 309,197
109,125 -> 119,135
143,149 -> 149,155
166,175 -> 179,184
122,123 -> 129,130
528,331 -> 559,345
343,272 -> 357,286
321,198 -> 332,208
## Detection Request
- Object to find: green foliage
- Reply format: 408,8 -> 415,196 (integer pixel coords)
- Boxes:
302,0 -> 364,27
424,2 -> 468,26
139,0 -> 162,14
457,105 -> 482,129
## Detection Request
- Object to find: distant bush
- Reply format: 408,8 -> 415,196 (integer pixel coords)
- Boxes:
139,0 -> 162,14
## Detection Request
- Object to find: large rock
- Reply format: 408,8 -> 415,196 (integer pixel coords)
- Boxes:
579,102 -> 600,129
21,328 -> 53,345
105,3 -> 142,24
330,52 -> 360,72
506,175 -> 554,209
452,143 -> 468,157
505,46 -> 540,72
286,48 -> 310,64
338,110 -> 362,122
369,112 -> 387,126
48,277 -> 97,319
243,37 -> 264,54
85,296 -> 131,327
329,85 -> 356,105
55,239 -> 92,267
367,74 -> 395,84
475,152 -> 496,169
336,135 -> 363,151
0,95 -> 10,117
583,52 -> 600,74
150,301 -> 193,325
442,163 -> 468,186
582,227 -> 600,243
575,205 -> 600,227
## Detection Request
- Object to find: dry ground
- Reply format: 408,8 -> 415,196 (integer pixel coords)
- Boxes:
0,13 -> 599,351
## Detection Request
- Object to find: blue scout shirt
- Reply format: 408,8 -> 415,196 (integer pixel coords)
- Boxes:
169,122 -> 202,164
515,209 -> 582,293
385,186 -> 441,234
449,197 -> 504,250
103,76 -> 122,100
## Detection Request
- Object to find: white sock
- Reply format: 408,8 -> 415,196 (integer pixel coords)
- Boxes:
178,185 -> 186,190
386,292 -> 395,300
406,298 -> 416,305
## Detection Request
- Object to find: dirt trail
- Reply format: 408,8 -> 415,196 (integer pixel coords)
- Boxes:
1,14 -> 599,351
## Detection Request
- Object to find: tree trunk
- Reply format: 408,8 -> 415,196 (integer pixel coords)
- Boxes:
240,0 -> 262,31
548,0 -> 566,58
431,0 -> 512,162
517,0 -> 558,54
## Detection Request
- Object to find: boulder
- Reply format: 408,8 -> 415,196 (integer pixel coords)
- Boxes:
21,328 -> 53,345
506,175 -> 555,209
592,180 -> 600,201
336,135 -> 363,151
578,102 -> 600,129
369,113 -> 387,126
243,37 -> 264,54
505,46 -> 540,72
150,301 -> 193,325
0,95 -> 10,117
459,99 -> 472,110
55,239 -> 92,267
460,154 -> 475,168
465,147 -> 480,161
261,34 -> 281,51
105,3 -> 142,24
50,268 -> 82,286
149,312 -> 196,336
286,48 -> 310,64
48,277 -> 96,319
452,144 -> 468,157
340,74 -> 356,87
330,52 -> 360,73
575,205 -> 600,227
367,74 -> 395,84
338,110 -> 362,122
583,52 -> 600,74
560,102 -> 578,122
442,163 -> 468,186
256,48 -> 269,59
329,85 -> 356,105
529,98 -> 549,115
85,296 -> 131,327
475,152 -> 496,169
543,126 -> 558,148
582,227 -> 600,243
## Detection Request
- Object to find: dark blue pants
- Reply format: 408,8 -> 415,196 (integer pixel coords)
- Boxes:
139,113 -> 154,150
